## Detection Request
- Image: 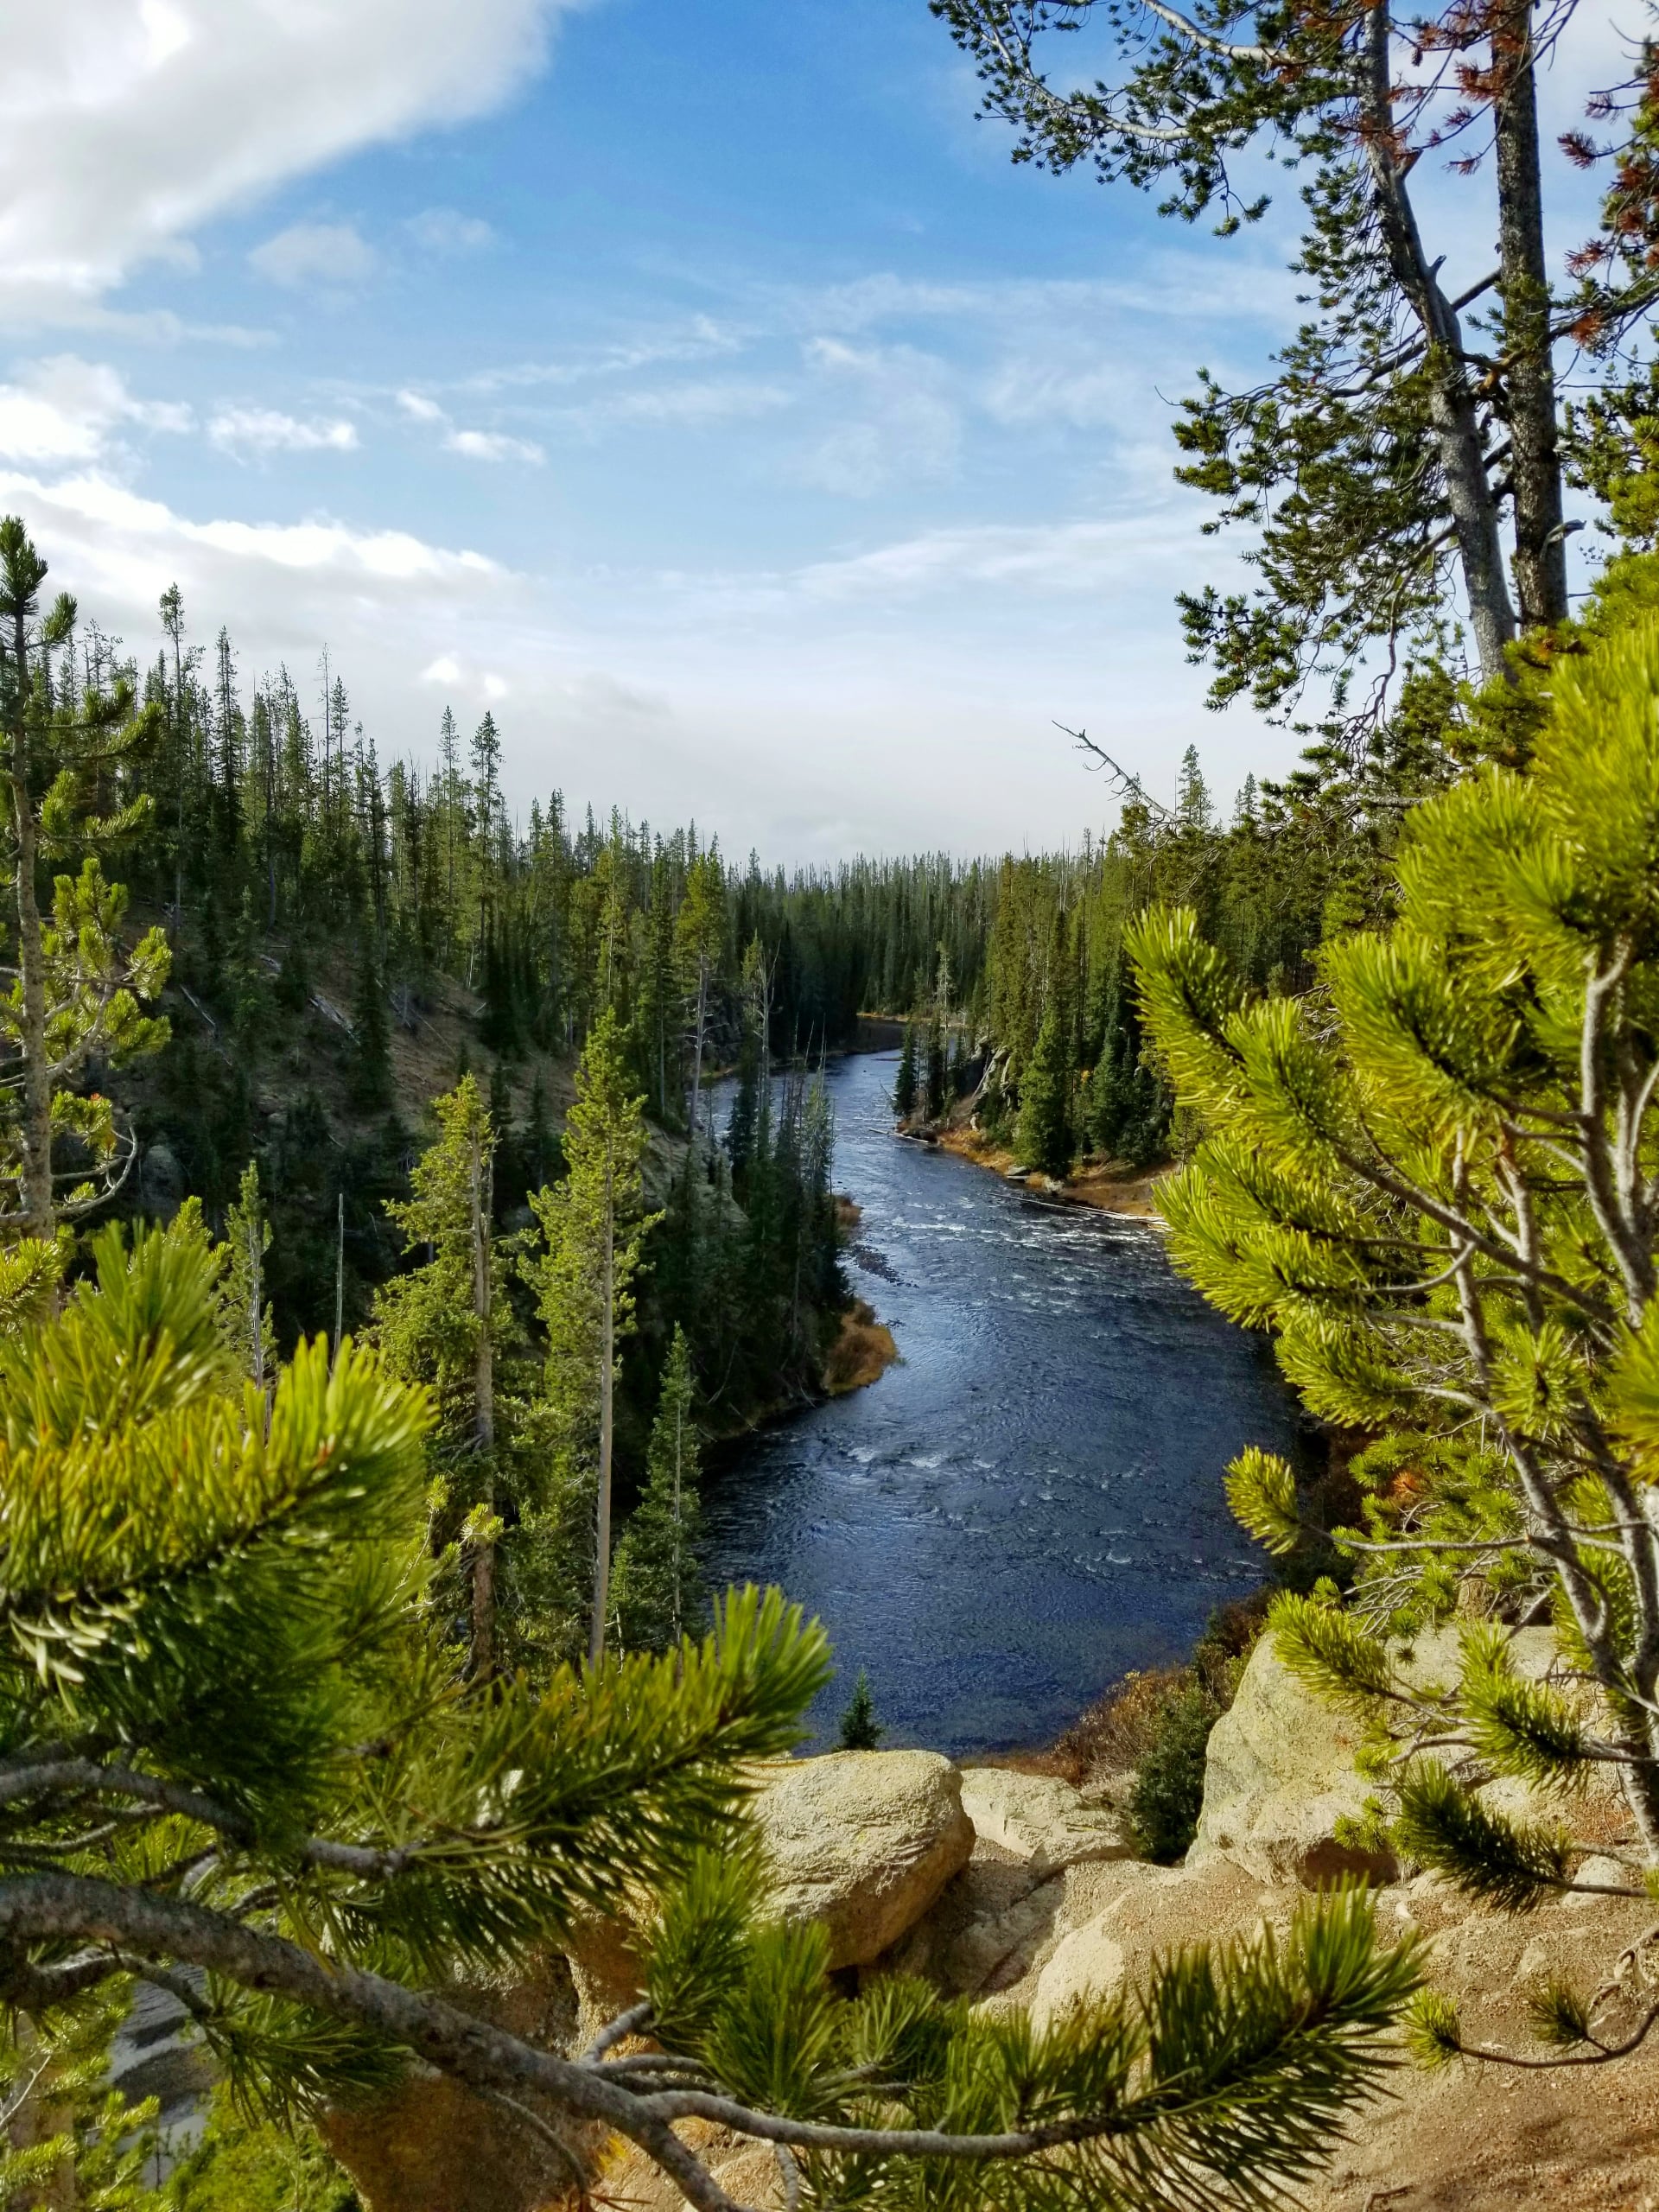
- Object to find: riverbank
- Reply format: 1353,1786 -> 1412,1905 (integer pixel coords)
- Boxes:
929,1122 -> 1170,1221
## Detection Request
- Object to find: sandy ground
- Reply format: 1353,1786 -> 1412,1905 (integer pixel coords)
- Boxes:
932,1122 -> 1170,1220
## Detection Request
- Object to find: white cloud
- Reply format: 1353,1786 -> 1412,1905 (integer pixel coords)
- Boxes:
445,427 -> 545,463
418,652 -> 512,701
462,316 -> 745,393
790,516 -> 1196,603
208,407 -> 359,454
0,455 -> 1293,864
396,389 -> 543,461
1,467 -> 508,709
792,338 -> 959,497
247,222 -> 378,292
404,207 -> 495,253
0,355 -> 191,462
559,378 -> 791,435
0,2 -> 575,323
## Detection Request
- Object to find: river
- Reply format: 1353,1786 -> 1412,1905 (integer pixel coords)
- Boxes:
702,1049 -> 1302,1758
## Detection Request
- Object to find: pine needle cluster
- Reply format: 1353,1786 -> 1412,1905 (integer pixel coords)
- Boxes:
0,1217 -> 1421,2207
1132,613 -> 1659,2066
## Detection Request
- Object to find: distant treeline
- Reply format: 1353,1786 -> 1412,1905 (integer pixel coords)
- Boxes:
81,586 -> 1445,1248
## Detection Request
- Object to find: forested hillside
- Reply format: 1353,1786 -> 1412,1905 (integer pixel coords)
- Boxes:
69,573 -> 1351,1332
26,565 -> 1468,1360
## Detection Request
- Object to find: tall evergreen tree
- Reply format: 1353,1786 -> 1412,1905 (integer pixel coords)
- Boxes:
927,0 -> 1652,725
0,519 -> 169,1236
924,1012 -> 947,1122
373,1075 -> 505,1677
524,1009 -> 659,1664
220,1159 -> 273,1388
676,849 -> 725,1149
613,1324 -> 705,1652
893,1020 -> 918,1120
1015,998 -> 1072,1176
349,933 -> 393,1114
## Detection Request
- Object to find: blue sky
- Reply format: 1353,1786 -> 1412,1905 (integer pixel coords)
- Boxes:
0,0 -> 1624,860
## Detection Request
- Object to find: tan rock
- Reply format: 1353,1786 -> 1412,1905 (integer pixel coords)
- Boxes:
970,1857 -> 1191,2023
319,1954 -> 590,2212
564,1751 -> 975,2036
754,1750 -> 974,1967
1190,1634 -> 1389,1885
1192,1624 -> 1568,1888
1027,1919 -> 1128,2022
957,1767 -> 1131,1873
604,2126 -> 785,2212
887,1852 -> 1068,1996
564,1910 -> 648,2044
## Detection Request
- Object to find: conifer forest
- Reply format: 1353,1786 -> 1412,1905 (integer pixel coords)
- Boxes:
18,0 -> 1659,2208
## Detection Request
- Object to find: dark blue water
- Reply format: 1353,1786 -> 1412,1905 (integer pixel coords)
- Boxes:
702,1050 -> 1300,1758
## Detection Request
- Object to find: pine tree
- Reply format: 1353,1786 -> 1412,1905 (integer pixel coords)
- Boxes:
524,1009 -> 660,1664
928,0 -> 1618,721
1132,613 -> 1659,2068
373,1075 -> 505,1677
949,1027 -> 971,1098
924,1013 -> 946,1122
220,1159 -> 273,1388
349,933 -> 393,1114
676,850 -> 725,1150
837,1669 -> 884,1751
524,1071 -> 559,1190
613,1325 -> 705,1652
0,1983 -> 162,2210
0,518 -> 170,1236
1014,999 -> 1072,1176
892,1021 -> 918,1120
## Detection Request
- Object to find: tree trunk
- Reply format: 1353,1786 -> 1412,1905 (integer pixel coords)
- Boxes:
9,610 -> 52,1238
469,1128 -> 496,1682
590,1181 -> 615,1668
334,1192 -> 346,1356
689,962 -> 708,1153
671,1404 -> 683,1644
1361,4 -> 1517,681
249,1217 -> 265,1391
9,2015 -> 75,2211
1494,0 -> 1568,631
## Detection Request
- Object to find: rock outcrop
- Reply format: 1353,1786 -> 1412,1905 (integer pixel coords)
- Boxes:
320,1954 -> 588,2212
755,1748 -> 974,1967
331,1643 -> 1659,2212
1189,1632 -> 1388,1885
956,1767 -> 1129,1874
1192,1624 -> 1587,1888
887,1769 -> 1134,1999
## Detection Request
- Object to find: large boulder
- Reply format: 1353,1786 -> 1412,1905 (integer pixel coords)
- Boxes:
1189,1633 -> 1386,1885
756,1750 -> 974,1967
566,1751 -> 976,2038
956,1768 -> 1130,1875
1191,1624 -> 1567,1887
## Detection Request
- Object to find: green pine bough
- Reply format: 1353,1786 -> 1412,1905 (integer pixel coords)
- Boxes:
1131,616 -> 1659,2069
0,1217 -> 1419,2210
